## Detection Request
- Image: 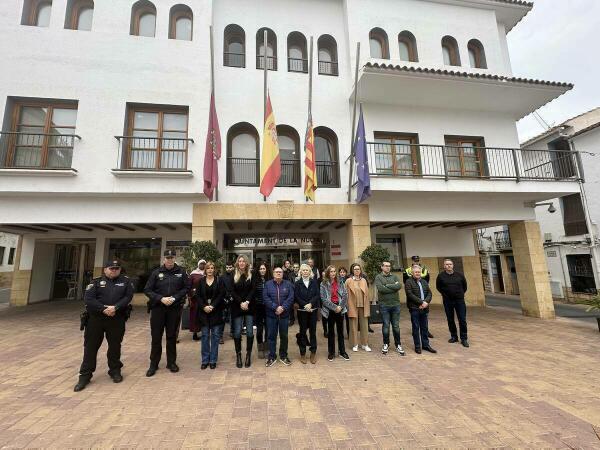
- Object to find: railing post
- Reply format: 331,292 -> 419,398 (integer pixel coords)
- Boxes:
441,145 -> 448,181
575,150 -> 585,182
511,148 -> 521,182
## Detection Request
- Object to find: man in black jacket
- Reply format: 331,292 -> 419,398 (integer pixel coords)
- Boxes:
75,260 -> 133,392
144,250 -> 190,376
405,265 -> 436,354
436,259 -> 469,347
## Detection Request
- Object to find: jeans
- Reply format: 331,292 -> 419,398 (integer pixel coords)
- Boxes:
327,311 -> 346,356
409,308 -> 430,349
266,315 -> 289,359
232,315 -> 254,339
201,325 -> 222,364
380,304 -> 401,346
254,304 -> 266,345
443,298 -> 468,341
297,310 -> 317,355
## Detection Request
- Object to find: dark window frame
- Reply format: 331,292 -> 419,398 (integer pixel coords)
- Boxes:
317,34 -> 338,76
130,0 -> 157,37
444,135 -> 487,177
566,254 -> 597,294
169,4 -> 193,41
398,31 -> 418,62
314,126 -> 340,188
256,27 -> 278,71
373,131 -> 421,176
467,39 -> 487,69
64,0 -> 94,30
287,31 -> 308,73
276,124 -> 301,187
227,122 -> 260,186
441,35 -> 461,66
8,248 -> 16,265
223,24 -> 246,68
22,0 -> 53,27
369,27 -> 390,59
562,193 -> 588,236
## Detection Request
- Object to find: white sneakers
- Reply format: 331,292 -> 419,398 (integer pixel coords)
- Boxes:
396,344 -> 405,356
361,345 -> 372,352
382,344 -> 405,356
381,344 -> 389,354
352,345 -> 359,352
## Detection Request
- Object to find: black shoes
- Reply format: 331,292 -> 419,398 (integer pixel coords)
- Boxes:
201,363 -> 208,370
340,352 -> 350,361
245,353 -> 252,368
210,363 -> 216,369
266,358 -> 276,367
415,348 -> 422,354
423,346 -> 437,354
327,354 -> 334,361
428,332 -> 434,339
192,333 -> 200,341
236,353 -> 243,368
280,357 -> 292,366
73,378 -> 90,392
461,340 -> 470,348
448,337 -> 459,343
368,327 -> 375,333
110,372 -> 123,383
146,365 -> 158,377
167,363 -> 179,373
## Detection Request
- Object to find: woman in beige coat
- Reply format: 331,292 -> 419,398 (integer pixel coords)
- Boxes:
345,263 -> 371,352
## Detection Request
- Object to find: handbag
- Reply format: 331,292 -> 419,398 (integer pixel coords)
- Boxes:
370,303 -> 383,324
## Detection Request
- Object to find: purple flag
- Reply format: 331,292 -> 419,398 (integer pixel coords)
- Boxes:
354,105 -> 371,203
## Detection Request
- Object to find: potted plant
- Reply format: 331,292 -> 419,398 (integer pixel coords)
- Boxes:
577,295 -> 600,332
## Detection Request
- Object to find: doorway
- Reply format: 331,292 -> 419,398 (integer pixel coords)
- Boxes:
51,242 -> 95,301
490,255 -> 505,294
506,255 -> 519,295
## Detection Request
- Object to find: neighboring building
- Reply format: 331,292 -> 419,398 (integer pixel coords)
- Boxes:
520,108 -> 600,302
0,0 -> 580,319
0,232 -> 19,288
476,225 -> 519,296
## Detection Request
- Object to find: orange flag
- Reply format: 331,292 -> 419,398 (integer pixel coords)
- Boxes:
260,94 -> 281,197
304,112 -> 317,201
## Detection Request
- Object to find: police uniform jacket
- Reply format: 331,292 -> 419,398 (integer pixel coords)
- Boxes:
85,274 -> 134,316
196,276 -> 226,328
144,264 -> 190,309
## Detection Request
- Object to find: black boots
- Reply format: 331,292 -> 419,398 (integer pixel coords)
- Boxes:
245,337 -> 253,368
74,377 -> 90,392
234,338 -> 243,368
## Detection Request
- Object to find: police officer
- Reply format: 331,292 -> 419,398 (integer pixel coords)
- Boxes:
144,250 -> 190,377
74,260 -> 133,392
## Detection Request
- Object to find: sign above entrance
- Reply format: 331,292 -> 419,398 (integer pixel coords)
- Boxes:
227,234 -> 325,249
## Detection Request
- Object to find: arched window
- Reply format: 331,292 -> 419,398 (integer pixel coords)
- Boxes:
169,4 -> 193,41
314,127 -> 340,188
287,32 -> 308,73
441,36 -> 461,66
224,24 -> 245,68
65,0 -> 93,31
317,34 -> 338,76
276,125 -> 301,186
227,122 -> 259,186
398,31 -> 418,62
468,39 -> 487,69
256,28 -> 277,70
130,0 -> 156,37
22,0 -> 52,27
369,28 -> 389,59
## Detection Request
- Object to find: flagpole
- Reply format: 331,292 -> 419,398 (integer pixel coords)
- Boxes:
306,36 -> 314,203
262,29 -> 268,202
209,25 -> 218,202
347,42 -> 360,202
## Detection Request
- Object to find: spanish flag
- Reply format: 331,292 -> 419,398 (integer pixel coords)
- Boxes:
303,112 -> 317,202
260,94 -> 281,197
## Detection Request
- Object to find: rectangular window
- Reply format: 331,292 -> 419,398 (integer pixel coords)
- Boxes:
3,100 -> 78,168
373,132 -> 420,176
0,246 -> 5,265
123,105 -> 189,170
444,135 -> 486,177
7,248 -> 16,265
375,235 -> 405,271
566,254 -> 597,294
108,238 -> 162,292
562,194 -> 588,236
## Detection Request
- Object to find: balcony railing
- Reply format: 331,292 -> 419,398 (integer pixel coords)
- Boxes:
115,136 -> 193,171
494,230 -> 512,250
277,159 -> 301,187
227,157 -> 259,186
366,143 -> 582,182
316,160 -> 339,187
224,52 -> 245,68
257,55 -> 277,71
288,57 -> 308,73
0,131 -> 80,169
318,60 -> 338,76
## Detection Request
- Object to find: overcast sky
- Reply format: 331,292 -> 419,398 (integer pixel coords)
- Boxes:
508,0 -> 600,143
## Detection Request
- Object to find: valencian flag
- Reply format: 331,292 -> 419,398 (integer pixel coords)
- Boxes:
355,105 -> 371,203
203,92 -> 221,201
303,111 -> 317,201
260,94 -> 281,197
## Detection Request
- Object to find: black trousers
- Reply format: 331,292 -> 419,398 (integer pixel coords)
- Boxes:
443,298 -> 468,341
150,305 -> 181,366
327,311 -> 346,355
297,310 -> 318,355
79,314 -> 126,379
255,304 -> 266,345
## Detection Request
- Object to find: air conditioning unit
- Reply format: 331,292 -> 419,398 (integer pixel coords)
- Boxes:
544,232 -> 553,242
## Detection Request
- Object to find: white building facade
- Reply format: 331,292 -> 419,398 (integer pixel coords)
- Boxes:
0,0 -> 580,318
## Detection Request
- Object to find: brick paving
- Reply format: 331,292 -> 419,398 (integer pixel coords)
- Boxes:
0,301 -> 599,449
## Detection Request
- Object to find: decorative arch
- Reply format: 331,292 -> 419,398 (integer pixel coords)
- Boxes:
227,122 -> 260,186
441,35 -> 461,66
169,4 -> 193,40
369,27 -> 390,59
468,39 -> 487,69
130,0 -> 156,37
398,30 -> 418,62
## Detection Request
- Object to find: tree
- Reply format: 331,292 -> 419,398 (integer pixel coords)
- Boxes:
359,244 -> 391,283
182,241 -> 224,273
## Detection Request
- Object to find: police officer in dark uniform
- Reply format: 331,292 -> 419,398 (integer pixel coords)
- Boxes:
74,260 -> 134,392
144,249 -> 190,377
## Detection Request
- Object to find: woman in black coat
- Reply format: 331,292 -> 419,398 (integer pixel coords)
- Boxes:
231,255 -> 255,368
196,261 -> 225,370
294,263 -> 320,364
252,261 -> 271,360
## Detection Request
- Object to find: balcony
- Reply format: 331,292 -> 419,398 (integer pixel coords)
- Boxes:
256,55 -> 277,71
226,159 -> 339,188
224,52 -> 245,68
318,60 -> 338,76
113,136 -> 194,176
0,131 -> 80,174
494,230 -> 512,250
288,57 -> 308,73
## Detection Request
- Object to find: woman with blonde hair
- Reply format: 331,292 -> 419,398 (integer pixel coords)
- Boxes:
231,255 -> 255,368
320,265 -> 349,362
345,263 -> 371,352
294,263 -> 320,364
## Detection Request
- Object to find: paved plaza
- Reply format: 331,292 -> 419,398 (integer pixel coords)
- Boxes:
1,301 -> 599,449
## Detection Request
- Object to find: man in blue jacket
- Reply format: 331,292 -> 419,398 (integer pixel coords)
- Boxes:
263,267 -> 295,367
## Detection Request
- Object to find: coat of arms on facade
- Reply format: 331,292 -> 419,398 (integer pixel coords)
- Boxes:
277,200 -> 294,219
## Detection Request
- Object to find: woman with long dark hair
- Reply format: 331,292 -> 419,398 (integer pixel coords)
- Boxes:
196,261 -> 225,369
253,261 -> 271,359
231,255 -> 255,368
320,265 -> 349,362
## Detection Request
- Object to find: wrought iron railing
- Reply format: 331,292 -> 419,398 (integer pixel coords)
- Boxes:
114,136 -> 193,171
227,157 -> 259,186
224,52 -> 245,68
316,161 -> 339,187
277,159 -> 301,187
366,143 -> 582,181
256,55 -> 277,71
318,60 -> 338,76
494,230 -> 512,250
288,57 -> 308,73
0,131 -> 80,169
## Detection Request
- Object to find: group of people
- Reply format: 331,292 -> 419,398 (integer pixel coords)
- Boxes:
73,251 -> 470,392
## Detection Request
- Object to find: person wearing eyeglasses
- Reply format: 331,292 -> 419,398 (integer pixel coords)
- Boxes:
74,260 -> 133,392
